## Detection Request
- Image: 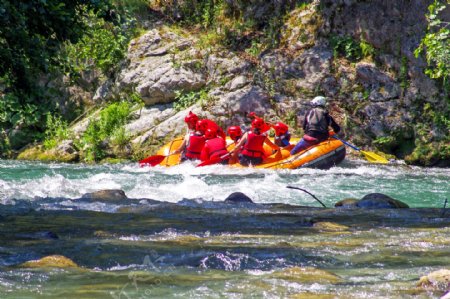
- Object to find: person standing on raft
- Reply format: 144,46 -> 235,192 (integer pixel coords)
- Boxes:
290,96 -> 341,155
230,118 -> 280,166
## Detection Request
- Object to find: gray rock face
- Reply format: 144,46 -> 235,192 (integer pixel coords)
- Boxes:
224,192 -> 254,204
356,63 -> 400,102
117,30 -> 206,106
285,46 -> 333,91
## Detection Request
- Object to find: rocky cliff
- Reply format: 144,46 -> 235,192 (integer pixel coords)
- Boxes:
19,0 -> 450,166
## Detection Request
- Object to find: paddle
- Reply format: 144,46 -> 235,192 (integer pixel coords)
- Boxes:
196,153 -> 230,167
332,135 -> 389,164
139,154 -> 172,167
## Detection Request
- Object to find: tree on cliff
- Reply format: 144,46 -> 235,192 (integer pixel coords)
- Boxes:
415,0 -> 450,95
0,0 -> 120,150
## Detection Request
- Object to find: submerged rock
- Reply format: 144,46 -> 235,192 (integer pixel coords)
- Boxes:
270,267 -> 342,284
16,231 -> 59,240
20,255 -> 78,268
417,269 -> 450,292
313,221 -> 349,232
81,189 -> 128,202
224,192 -> 254,204
357,193 -> 409,209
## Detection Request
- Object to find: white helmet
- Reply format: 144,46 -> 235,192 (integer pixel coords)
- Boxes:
311,96 -> 327,107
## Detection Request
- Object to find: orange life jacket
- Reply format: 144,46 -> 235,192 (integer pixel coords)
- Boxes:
185,133 -> 205,159
203,137 -> 228,160
241,132 -> 266,158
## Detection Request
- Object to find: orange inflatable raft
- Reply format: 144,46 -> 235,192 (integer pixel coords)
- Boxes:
155,135 -> 346,170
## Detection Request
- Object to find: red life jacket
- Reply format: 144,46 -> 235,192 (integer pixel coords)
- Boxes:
241,132 -> 266,158
185,133 -> 205,159
203,137 -> 228,160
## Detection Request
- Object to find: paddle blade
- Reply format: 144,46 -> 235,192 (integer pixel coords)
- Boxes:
139,155 -> 166,167
197,154 -> 230,167
361,150 -> 389,164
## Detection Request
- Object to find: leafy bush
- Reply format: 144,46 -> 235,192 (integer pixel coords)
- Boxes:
330,35 -> 362,61
43,114 -> 70,150
80,101 -> 133,162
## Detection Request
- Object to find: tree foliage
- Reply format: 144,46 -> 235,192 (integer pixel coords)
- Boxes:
0,0 -> 134,153
0,0 -> 113,91
415,0 -> 450,90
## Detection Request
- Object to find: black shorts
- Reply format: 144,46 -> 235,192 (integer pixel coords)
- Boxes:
239,154 -> 263,166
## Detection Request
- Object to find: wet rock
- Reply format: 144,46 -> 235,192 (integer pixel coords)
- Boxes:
417,269 -> 450,292
20,255 -> 78,268
335,198 -> 359,208
224,192 -> 254,204
81,189 -> 128,202
357,193 -> 409,209
270,267 -> 342,284
313,221 -> 349,232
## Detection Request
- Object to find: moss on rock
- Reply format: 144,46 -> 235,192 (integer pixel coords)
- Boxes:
20,255 -> 78,269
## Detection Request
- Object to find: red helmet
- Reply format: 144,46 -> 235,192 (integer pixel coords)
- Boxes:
205,128 -> 217,139
184,111 -> 199,126
251,118 -> 265,130
196,119 -> 209,133
227,126 -> 242,140
273,122 -> 289,135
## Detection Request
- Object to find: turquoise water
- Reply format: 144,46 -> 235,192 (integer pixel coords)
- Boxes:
0,160 -> 448,207
0,159 -> 449,298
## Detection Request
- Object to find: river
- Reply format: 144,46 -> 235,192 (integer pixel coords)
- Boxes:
0,159 -> 449,298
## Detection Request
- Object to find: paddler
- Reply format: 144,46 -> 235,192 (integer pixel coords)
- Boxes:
171,113 -> 206,161
230,117 -> 280,166
200,128 -> 229,164
273,122 -> 291,148
290,96 -> 341,155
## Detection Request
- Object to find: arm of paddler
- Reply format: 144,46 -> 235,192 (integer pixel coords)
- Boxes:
229,132 -> 248,159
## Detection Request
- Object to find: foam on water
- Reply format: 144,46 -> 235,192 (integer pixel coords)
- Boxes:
0,160 -> 448,208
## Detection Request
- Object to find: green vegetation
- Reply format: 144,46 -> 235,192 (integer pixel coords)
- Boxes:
43,114 -> 70,150
414,0 -> 450,93
79,100 -> 133,162
405,103 -> 450,166
330,34 -> 376,62
0,0 -> 139,157
62,11 -> 134,79
330,35 -> 362,61
174,89 -> 210,111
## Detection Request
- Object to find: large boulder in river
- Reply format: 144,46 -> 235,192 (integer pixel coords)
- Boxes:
357,193 -> 409,208
224,192 -> 254,204
335,193 -> 409,209
20,255 -> 78,268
